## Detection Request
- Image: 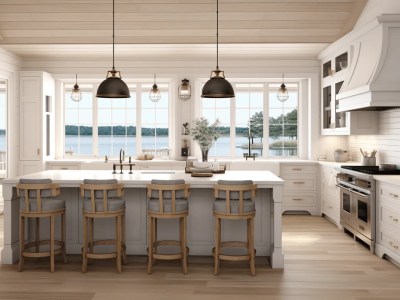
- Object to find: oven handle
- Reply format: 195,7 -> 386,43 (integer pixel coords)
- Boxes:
351,189 -> 369,198
336,184 -> 370,197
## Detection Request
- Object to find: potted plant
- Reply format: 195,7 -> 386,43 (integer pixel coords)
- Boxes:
189,117 -> 220,162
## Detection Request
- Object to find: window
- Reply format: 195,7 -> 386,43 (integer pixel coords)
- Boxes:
64,81 -> 170,158
200,81 -> 299,158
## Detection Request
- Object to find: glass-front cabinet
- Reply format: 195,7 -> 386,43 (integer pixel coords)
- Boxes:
321,51 -> 350,135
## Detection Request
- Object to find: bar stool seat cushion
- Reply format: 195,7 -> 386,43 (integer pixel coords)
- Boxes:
148,199 -> 188,213
83,198 -> 125,212
20,198 -> 65,212
213,199 -> 255,214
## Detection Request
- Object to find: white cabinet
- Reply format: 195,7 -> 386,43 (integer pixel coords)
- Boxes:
19,71 -> 55,175
376,181 -> 400,265
320,164 -> 341,228
320,50 -> 378,136
280,162 -> 318,215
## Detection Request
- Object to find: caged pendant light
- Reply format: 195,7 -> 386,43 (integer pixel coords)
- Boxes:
201,0 -> 235,98
96,0 -> 130,98
277,74 -> 289,102
71,74 -> 82,102
149,74 -> 161,102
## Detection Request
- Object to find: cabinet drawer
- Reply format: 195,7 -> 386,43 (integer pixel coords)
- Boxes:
381,204 -> 400,231
283,193 -> 316,207
281,164 -> 317,175
322,196 -> 339,219
49,164 -> 79,170
380,229 -> 400,256
379,183 -> 400,202
282,177 -> 317,191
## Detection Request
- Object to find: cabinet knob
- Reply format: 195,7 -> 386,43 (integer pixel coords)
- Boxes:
389,216 -> 399,222
292,168 -> 302,171
389,242 -> 399,249
389,193 -> 399,198
292,198 -> 303,201
293,182 -> 305,184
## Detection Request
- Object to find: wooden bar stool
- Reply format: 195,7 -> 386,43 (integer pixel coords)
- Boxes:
80,179 -> 126,273
146,179 -> 190,274
17,178 -> 67,272
213,180 -> 257,276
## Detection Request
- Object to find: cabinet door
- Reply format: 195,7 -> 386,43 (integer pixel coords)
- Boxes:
20,76 -> 41,161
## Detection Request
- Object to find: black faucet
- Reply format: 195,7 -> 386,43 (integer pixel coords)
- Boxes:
119,148 -> 125,164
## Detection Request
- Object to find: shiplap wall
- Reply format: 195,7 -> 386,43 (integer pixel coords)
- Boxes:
348,109 -> 400,165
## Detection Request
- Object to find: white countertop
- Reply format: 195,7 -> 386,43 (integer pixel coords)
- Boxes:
3,170 -> 284,188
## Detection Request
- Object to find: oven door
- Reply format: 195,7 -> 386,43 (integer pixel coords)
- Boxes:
351,189 -> 372,239
339,185 -> 353,227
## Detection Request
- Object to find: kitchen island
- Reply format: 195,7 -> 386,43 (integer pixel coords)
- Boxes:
1,170 -> 284,268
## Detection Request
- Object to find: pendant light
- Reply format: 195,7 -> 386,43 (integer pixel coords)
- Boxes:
149,74 -> 161,102
96,0 -> 130,98
277,74 -> 289,102
178,78 -> 191,101
71,74 -> 82,102
201,0 -> 235,98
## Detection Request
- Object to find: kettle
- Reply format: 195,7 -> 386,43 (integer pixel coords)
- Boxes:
334,149 -> 348,162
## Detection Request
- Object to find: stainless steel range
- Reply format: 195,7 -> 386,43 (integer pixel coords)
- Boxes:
336,166 -> 400,253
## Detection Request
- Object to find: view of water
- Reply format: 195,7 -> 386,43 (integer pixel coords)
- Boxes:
0,135 -> 5,152
65,135 -> 296,158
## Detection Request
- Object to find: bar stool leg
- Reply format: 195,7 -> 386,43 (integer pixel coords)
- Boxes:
214,217 -> 221,275
18,215 -> 25,272
147,216 -> 153,274
116,215 -> 122,274
248,218 -> 255,276
50,215 -> 55,273
82,215 -> 88,273
181,216 -> 188,274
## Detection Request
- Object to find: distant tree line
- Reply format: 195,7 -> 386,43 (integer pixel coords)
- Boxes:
65,109 -> 297,140
0,129 -> 5,135
65,125 -> 169,136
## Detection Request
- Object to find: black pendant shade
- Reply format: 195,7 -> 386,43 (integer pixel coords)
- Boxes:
201,69 -> 235,98
201,0 -> 234,99
97,69 -> 130,98
96,0 -> 130,99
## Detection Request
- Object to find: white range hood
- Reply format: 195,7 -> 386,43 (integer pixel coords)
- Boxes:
337,15 -> 400,112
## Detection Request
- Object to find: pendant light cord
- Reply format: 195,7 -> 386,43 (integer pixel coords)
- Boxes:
216,0 -> 219,70
75,74 -> 78,85
112,0 -> 115,71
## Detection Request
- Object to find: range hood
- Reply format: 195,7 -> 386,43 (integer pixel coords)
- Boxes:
336,15 -> 400,112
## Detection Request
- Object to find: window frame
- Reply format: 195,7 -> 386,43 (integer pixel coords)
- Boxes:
195,78 -> 302,159
62,79 -> 172,159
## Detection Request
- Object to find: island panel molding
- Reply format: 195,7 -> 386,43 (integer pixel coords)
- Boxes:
1,170 -> 284,269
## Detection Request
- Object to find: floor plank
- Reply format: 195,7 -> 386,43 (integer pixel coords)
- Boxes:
0,215 -> 399,300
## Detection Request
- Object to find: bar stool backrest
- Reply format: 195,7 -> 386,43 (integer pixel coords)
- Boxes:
80,179 -> 124,214
213,180 -> 257,215
147,179 -> 190,214
17,178 -> 60,213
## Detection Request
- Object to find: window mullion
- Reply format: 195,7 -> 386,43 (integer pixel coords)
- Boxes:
230,97 -> 236,158
93,84 -> 99,158
263,83 -> 269,159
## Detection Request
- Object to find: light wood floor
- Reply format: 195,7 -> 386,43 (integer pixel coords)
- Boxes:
0,215 -> 399,300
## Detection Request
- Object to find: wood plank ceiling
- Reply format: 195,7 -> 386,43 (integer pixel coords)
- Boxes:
0,0 -> 367,59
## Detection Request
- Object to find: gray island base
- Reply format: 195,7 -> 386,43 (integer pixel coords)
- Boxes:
1,170 -> 284,268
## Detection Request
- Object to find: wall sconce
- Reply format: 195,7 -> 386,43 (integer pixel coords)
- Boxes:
178,78 -> 191,101
149,74 -> 161,102
71,74 -> 82,102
